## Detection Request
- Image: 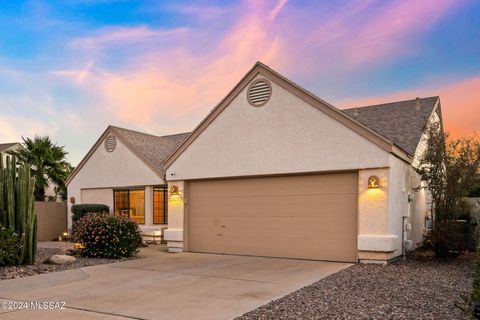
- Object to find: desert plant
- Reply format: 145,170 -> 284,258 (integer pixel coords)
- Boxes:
71,203 -> 109,224
74,213 -> 142,258
0,156 -> 37,265
0,228 -> 20,267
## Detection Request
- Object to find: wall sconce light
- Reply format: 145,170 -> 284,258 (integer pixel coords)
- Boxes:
169,185 -> 181,199
368,176 -> 380,189
69,196 -> 75,204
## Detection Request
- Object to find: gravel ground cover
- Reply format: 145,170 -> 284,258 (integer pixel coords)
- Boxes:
0,247 -> 139,280
237,250 -> 474,320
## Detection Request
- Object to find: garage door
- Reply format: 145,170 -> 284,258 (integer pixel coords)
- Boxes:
187,172 -> 358,262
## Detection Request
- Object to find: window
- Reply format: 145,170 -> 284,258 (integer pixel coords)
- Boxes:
153,186 -> 168,224
114,189 -> 145,224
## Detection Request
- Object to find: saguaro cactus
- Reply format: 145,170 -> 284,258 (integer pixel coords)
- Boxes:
0,155 -> 37,265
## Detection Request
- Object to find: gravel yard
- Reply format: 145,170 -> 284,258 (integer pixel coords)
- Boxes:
237,250 -> 474,320
0,247 -> 139,280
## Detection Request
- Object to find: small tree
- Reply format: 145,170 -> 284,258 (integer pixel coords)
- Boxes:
8,136 -> 71,201
417,122 -> 480,256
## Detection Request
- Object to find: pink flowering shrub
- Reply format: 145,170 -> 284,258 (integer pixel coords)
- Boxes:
74,213 -> 142,258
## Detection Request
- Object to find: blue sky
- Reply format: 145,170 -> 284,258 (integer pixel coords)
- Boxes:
0,0 -> 479,165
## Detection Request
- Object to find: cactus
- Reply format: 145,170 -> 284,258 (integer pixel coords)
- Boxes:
0,155 -> 37,265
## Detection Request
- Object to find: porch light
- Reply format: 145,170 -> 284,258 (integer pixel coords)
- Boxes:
169,185 -> 181,199
368,176 -> 380,189
63,231 -> 69,250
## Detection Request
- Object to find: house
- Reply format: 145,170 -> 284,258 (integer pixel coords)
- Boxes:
65,127 -> 189,233
67,62 -> 442,264
0,142 -> 22,164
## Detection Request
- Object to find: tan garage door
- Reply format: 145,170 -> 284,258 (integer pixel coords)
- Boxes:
187,172 -> 358,262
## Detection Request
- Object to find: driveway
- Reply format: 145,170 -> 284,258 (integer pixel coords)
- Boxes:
0,248 -> 351,320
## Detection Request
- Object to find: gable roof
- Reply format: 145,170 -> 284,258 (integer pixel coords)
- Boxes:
110,126 -> 190,174
0,142 -> 20,152
342,97 -> 439,157
164,61 -> 414,169
65,126 -> 189,186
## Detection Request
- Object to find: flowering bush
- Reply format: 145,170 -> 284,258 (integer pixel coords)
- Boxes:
74,213 -> 142,258
0,228 -> 20,266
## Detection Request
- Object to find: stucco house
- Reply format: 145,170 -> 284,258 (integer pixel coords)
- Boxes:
0,142 -> 21,163
67,62 -> 442,264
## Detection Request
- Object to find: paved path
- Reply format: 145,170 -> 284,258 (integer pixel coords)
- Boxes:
0,248 -> 351,320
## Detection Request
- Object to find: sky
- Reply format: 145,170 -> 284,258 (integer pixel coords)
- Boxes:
0,0 -> 479,165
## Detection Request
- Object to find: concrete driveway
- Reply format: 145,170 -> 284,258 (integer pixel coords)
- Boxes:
0,248 -> 351,320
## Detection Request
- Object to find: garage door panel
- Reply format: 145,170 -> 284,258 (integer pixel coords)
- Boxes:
187,172 -> 358,262
189,194 -> 357,218
190,234 -> 357,262
189,216 -> 357,238
189,173 -> 358,198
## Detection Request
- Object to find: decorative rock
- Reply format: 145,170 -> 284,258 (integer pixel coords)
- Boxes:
49,255 -> 76,265
64,249 -> 78,256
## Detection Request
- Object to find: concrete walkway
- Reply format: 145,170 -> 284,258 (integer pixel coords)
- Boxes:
0,248 -> 351,320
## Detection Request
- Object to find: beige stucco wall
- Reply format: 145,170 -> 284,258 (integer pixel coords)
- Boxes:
412,109 -> 440,168
166,74 -> 390,181
81,188 -> 114,209
387,154 -> 409,258
357,155 -> 428,262
164,181 -> 186,252
67,134 -> 164,229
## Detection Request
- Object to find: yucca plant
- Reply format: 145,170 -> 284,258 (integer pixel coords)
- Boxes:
0,155 -> 37,265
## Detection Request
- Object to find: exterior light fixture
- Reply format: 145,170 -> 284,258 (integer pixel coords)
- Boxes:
368,176 -> 380,189
169,185 -> 181,199
63,231 -> 69,249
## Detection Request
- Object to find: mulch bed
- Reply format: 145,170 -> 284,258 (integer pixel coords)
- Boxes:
237,250 -> 474,320
0,247 -> 139,280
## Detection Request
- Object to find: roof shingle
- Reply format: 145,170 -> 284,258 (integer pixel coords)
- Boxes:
110,126 -> 189,175
342,97 -> 439,156
0,142 -> 20,153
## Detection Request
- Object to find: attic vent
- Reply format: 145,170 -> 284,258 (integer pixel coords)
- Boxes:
105,135 -> 117,152
247,79 -> 272,107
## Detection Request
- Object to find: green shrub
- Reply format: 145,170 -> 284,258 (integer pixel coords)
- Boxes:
71,204 -> 109,223
74,213 -> 142,258
0,228 -> 21,267
429,220 -> 473,257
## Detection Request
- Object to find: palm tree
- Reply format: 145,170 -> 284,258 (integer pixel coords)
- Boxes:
8,136 -> 71,201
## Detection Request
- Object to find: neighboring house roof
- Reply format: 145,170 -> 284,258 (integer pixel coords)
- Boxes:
65,126 -> 189,186
342,97 -> 439,156
0,142 -> 20,152
164,62 -> 415,168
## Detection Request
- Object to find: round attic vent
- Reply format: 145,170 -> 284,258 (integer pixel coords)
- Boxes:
105,135 -> 117,152
247,79 -> 272,107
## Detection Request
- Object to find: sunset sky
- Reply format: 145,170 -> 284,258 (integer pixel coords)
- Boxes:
0,0 -> 479,165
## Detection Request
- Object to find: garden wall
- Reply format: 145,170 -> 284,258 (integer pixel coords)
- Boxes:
35,201 -> 68,241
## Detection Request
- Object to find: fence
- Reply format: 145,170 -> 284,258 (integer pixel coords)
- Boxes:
35,201 -> 68,241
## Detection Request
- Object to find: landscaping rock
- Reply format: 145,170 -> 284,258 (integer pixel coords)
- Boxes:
237,250 -> 474,320
64,249 -> 78,256
1,248 -> 140,281
49,255 -> 77,265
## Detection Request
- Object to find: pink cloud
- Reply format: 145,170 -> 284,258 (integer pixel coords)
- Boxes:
54,0 -> 460,134
64,0 -> 288,129
338,76 -> 480,138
